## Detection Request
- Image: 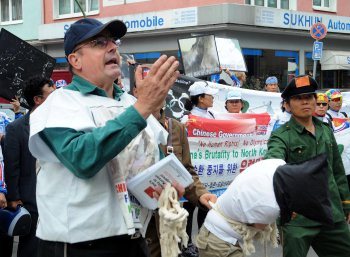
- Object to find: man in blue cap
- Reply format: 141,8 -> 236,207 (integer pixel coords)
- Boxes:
28,18 -> 180,257
265,75 -> 350,257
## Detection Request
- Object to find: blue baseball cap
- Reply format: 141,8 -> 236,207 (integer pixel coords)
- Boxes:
265,76 -> 278,85
64,18 -> 127,56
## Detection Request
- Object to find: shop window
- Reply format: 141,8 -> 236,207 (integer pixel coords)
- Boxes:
313,0 -> 336,12
245,0 -> 292,10
243,49 -> 298,90
0,0 -> 22,24
54,0 -> 99,19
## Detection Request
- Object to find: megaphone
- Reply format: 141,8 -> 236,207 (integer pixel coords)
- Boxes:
0,206 -> 31,236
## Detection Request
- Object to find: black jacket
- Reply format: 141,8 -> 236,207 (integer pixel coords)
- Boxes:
4,113 -> 37,213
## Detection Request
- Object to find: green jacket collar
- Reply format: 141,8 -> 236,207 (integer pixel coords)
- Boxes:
288,116 -> 324,137
68,75 -> 124,100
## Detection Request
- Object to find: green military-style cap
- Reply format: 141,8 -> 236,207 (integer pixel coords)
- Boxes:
281,75 -> 318,99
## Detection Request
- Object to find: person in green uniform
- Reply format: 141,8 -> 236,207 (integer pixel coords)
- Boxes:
264,75 -> 350,257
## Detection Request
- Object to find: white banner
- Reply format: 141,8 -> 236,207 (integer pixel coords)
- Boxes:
186,85 -> 350,195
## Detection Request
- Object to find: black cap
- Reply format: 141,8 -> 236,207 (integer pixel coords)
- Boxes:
64,18 -> 127,56
273,153 -> 334,226
281,75 -> 318,99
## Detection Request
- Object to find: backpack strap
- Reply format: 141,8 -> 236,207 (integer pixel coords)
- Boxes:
166,118 -> 173,155
325,112 -> 333,121
208,111 -> 215,119
341,112 -> 348,118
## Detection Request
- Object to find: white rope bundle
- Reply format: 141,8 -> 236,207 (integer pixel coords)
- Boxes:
158,183 -> 189,257
210,202 -> 278,256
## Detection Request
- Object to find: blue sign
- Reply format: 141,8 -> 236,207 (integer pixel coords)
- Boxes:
312,41 -> 323,60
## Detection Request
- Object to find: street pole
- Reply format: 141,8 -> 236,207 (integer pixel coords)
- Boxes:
312,59 -> 317,79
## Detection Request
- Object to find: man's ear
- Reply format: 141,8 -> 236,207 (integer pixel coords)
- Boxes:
285,101 -> 291,111
33,96 -> 42,106
67,53 -> 82,71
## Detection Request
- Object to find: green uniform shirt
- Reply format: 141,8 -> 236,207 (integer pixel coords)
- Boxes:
265,116 -> 350,226
39,75 -> 147,179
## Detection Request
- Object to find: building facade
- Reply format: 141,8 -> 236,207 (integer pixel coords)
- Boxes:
0,0 -> 42,41
2,0 -> 350,89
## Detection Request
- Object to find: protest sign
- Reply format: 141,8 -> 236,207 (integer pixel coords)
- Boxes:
186,113 -> 350,195
120,53 -> 134,93
164,79 -> 350,195
215,38 -> 247,72
164,80 -> 282,120
0,29 -> 56,104
178,35 -> 220,78
186,113 -> 271,196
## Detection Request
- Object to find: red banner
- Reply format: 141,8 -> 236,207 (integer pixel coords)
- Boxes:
186,113 -> 271,137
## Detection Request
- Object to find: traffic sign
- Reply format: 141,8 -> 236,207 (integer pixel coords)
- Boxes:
310,22 -> 327,40
312,41 -> 323,60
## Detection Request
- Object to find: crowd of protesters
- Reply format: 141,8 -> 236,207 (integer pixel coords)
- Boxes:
0,17 -> 350,257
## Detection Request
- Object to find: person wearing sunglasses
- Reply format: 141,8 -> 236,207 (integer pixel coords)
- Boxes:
325,89 -> 348,120
313,93 -> 332,127
28,18 -> 180,257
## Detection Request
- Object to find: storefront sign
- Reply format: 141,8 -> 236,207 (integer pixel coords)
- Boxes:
255,7 -> 350,34
38,7 -> 197,40
320,50 -> 350,70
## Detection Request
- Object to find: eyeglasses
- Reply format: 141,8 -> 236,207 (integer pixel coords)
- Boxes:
316,102 -> 328,107
73,36 -> 120,53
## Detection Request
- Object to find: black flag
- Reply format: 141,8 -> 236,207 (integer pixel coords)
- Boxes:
0,29 -> 56,105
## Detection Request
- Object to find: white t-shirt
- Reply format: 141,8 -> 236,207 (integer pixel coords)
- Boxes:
204,159 -> 285,244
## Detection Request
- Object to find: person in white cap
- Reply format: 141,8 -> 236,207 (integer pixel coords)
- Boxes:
225,90 -> 249,113
182,81 -> 218,122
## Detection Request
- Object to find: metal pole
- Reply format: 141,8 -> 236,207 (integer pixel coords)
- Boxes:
312,60 -> 317,79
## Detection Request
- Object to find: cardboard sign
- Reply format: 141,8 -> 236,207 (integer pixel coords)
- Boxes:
0,29 -> 56,103
215,37 -> 247,72
178,35 -> 221,78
